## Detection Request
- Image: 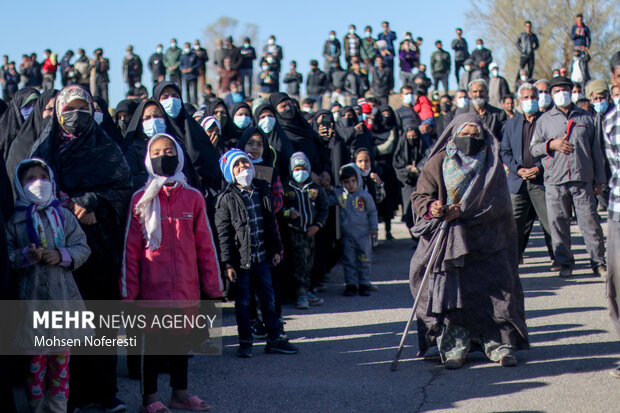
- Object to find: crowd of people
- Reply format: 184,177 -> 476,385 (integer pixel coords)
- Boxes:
0,13 -> 619,413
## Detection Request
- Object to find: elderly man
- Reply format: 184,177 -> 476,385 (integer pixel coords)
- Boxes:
456,79 -> 506,140
588,79 -> 614,211
603,52 -> 620,381
501,83 -> 555,266
534,79 -> 553,113
530,76 -> 607,278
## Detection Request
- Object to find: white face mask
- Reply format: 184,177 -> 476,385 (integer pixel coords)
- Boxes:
614,96 -> 620,106
93,112 -> 104,124
235,168 -> 254,187
258,116 -> 276,133
456,97 -> 469,109
553,91 -> 572,108
24,179 -> 53,205
538,92 -> 551,108
156,47 -> 163,54
571,92 -> 585,104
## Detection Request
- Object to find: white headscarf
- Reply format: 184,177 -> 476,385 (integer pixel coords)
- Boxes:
135,133 -> 187,250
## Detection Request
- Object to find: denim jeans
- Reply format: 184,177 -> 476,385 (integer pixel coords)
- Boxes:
233,260 -> 280,342
238,68 -> 253,97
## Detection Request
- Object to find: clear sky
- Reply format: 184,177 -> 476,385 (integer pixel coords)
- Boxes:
1,0 -> 471,106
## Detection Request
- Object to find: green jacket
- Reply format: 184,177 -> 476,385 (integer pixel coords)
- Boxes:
163,47 -> 182,74
360,37 -> 377,62
431,49 -> 451,74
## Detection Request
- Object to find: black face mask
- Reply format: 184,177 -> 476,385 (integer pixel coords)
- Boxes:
151,154 -> 179,177
343,117 -> 356,127
215,113 -> 228,127
61,110 -> 92,136
117,118 -> 130,135
382,115 -> 394,129
440,103 -> 452,113
454,137 -> 485,156
278,106 -> 296,120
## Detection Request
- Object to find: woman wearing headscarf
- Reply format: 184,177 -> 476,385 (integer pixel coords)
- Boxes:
6,89 -> 58,180
205,97 -> 236,146
269,92 -> 331,182
0,87 -> 40,160
92,96 -> 123,146
123,99 -> 201,191
200,115 -> 229,156
372,104 -> 400,240
114,98 -> 139,137
335,105 -> 374,158
252,102 -> 294,183
30,85 -> 132,411
228,101 -> 253,146
393,123 -> 431,231
152,81 -> 221,191
409,113 -> 528,369
310,109 -> 348,287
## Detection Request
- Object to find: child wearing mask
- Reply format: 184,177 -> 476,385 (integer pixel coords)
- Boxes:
326,163 -> 378,296
258,58 -> 278,96
122,133 -> 221,412
282,152 -> 329,309
215,149 -> 297,357
354,148 -> 384,248
7,158 -> 91,413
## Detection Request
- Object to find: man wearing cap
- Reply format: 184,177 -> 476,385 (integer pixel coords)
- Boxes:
488,62 -> 511,108
604,51 -> 620,380
530,76 -> 607,278
588,79 -> 614,211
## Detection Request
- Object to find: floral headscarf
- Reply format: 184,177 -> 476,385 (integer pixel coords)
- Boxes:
55,85 -> 93,147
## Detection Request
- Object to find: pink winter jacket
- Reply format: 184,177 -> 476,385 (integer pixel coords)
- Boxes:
121,184 -> 222,307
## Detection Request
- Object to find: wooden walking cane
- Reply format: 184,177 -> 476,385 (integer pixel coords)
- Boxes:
390,220 -> 449,372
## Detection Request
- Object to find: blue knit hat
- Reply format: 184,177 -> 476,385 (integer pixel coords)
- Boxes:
219,149 -> 252,184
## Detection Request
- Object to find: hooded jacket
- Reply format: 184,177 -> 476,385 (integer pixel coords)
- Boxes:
0,87 -> 40,160
330,163 -> 378,238
283,152 -> 329,232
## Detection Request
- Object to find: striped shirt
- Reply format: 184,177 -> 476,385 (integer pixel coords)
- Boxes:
604,104 -> 620,222
239,186 -> 267,263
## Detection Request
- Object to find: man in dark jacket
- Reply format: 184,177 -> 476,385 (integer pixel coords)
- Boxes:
451,28 -> 469,83
395,84 -> 421,140
59,50 -> 74,87
180,42 -> 201,105
516,21 -> 539,79
306,60 -> 328,108
283,60 -> 303,99
193,40 -> 209,100
471,39 -> 493,80
500,83 -> 554,265
93,48 -> 110,104
238,37 -> 256,97
431,40 -> 451,92
370,56 -> 393,105
570,13 -> 591,50
222,36 -> 244,71
148,44 -> 165,86
122,45 -> 143,88
344,59 -> 369,104
323,30 -> 342,71
456,78 -> 506,140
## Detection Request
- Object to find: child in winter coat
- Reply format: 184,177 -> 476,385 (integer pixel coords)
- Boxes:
7,158 -> 91,413
122,133 -> 221,413
282,152 -> 329,309
327,163 -> 378,296
215,149 -> 298,358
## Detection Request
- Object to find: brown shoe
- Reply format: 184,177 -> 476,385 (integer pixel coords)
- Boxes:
444,358 -> 466,369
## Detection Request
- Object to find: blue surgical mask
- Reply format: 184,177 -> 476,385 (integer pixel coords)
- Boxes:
293,169 -> 310,183
93,111 -> 104,124
258,116 -> 276,133
161,97 -> 182,119
593,101 -> 609,114
234,115 -> 251,129
521,99 -> 538,115
251,156 -> 263,164
20,106 -> 34,120
403,94 -> 413,105
142,117 -> 167,138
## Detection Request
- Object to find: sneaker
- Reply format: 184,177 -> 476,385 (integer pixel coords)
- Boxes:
265,337 -> 298,354
358,284 -> 371,296
559,265 -> 573,278
237,342 -> 253,358
443,358 -> 465,369
102,397 -> 127,413
251,320 -> 268,339
296,296 -> 310,309
610,366 -> 620,379
343,285 -> 357,296
594,265 -> 608,278
307,291 -> 325,306
311,283 -> 327,293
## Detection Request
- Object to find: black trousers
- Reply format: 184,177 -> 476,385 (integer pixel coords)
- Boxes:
454,60 -> 465,83
141,332 -> 188,395
519,54 -> 535,78
433,72 -> 449,92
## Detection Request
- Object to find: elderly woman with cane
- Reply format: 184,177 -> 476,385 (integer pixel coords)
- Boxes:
407,113 -> 529,369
